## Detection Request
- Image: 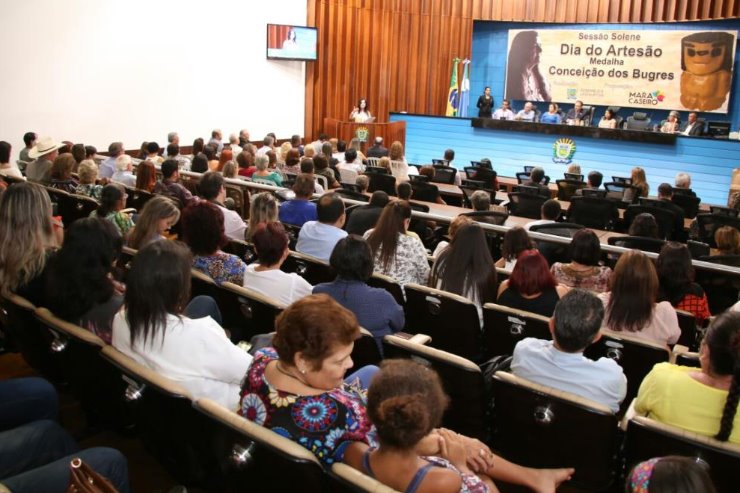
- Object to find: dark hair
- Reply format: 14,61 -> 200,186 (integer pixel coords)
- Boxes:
285,149 -> 300,167
71,144 -> 86,164
199,171 -> 224,201
317,193 -> 345,224
313,154 -> 329,171
368,359 -> 449,449
45,218 -> 122,323
161,159 -> 179,178
501,226 -> 534,261
509,249 -> 558,296
606,250 -> 658,333
319,133 -> 329,141
23,132 -> 36,146
396,182 -> 412,200
97,184 -> 125,217
0,141 -> 10,163
108,141 -> 123,155
569,229 -> 601,266
344,148 -> 357,163
657,183 -> 673,198
51,153 -> 76,180
370,191 -> 390,207
125,240 -> 192,347
273,294 -> 360,370
203,145 -> 216,161
443,149 -> 455,161
291,134 -> 301,146
530,167 -> 545,183
553,289 -> 604,352
146,141 -> 160,155
337,140 -> 347,152
330,235 -> 374,282
626,456 -> 717,493
587,170 -> 603,188
366,201 -> 412,271
657,242 -> 694,306
430,223 -> 497,304
135,160 -> 157,192
541,199 -> 561,220
189,153 -> 207,173
629,213 -> 659,238
704,312 -> 740,441
321,142 -> 333,159
181,201 -> 227,255
252,222 -> 289,266
300,158 -> 314,174
85,145 -> 97,158
192,138 -> 205,155
293,173 -> 315,198
167,143 -> 179,157
236,151 -> 253,170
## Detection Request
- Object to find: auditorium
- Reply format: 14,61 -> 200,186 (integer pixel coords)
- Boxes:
1,1 -> 740,492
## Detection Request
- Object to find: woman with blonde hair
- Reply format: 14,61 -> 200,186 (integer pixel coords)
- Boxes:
221,161 -> 237,179
127,196 -> 181,250
246,192 -> 279,241
278,141 -> 293,164
624,166 -> 649,202
349,138 -> 367,162
0,182 -> 59,303
715,226 -> 740,256
387,141 -> 417,179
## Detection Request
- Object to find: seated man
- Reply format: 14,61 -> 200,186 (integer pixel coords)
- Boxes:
111,154 -> 136,188
525,199 -> 561,230
523,166 -> 551,198
515,101 -> 537,122
657,182 -> 686,241
345,190 -> 389,236
296,193 -> 348,262
471,189 -> 491,212
492,99 -> 515,120
565,100 -> 587,124
153,159 -> 197,208
511,289 -> 627,413
441,148 -> 462,186
278,173 -> 318,227
674,172 -> 697,197
575,170 -> 603,196
337,148 -> 364,174
199,171 -> 247,240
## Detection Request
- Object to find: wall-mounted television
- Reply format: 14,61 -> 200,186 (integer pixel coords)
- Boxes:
266,24 -> 317,61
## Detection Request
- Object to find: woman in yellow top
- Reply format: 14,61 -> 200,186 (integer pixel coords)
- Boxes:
634,311 -> 740,444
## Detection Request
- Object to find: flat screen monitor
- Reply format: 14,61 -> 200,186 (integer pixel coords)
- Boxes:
266,24 -> 317,61
707,121 -> 731,139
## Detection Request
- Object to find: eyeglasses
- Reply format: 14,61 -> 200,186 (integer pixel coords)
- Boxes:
686,47 -> 723,57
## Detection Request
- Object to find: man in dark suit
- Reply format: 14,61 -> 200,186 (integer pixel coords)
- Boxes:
658,183 -> 687,241
680,112 -> 704,136
366,137 -> 389,158
523,166 -> 551,199
345,191 -> 389,235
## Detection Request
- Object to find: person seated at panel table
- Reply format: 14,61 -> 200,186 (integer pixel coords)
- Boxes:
539,103 -> 562,124
680,112 -> 704,136
492,99 -> 516,120
511,289 -> 627,413
515,101 -> 538,122
565,100 -> 587,125
598,108 -> 618,129
660,110 -> 681,133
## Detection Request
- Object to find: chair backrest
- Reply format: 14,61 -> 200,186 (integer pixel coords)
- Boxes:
567,196 -> 619,230
709,205 -> 739,217
625,112 -> 652,131
431,159 -> 447,166
338,167 -> 358,184
331,463 -> 401,493
516,172 -> 530,184
464,166 -> 496,186
402,284 -> 483,362
676,309 -> 699,351
367,173 -> 397,196
382,334 -> 487,440
334,187 -> 369,203
530,222 -> 584,265
672,193 -> 701,219
64,193 -> 101,224
410,181 -> 440,203
624,416 -> 740,493
223,239 -> 257,263
124,186 -> 155,211
408,174 -> 429,184
624,205 -> 676,240
514,184 -> 542,196
431,165 -> 457,185
491,371 -> 618,491
523,165 -> 535,173
687,240 -> 711,259
607,235 -> 666,254
350,327 -> 383,372
388,160 -> 407,178
194,398 -> 328,491
461,210 -> 509,225
563,172 -> 584,181
583,329 -> 669,408
507,192 -> 547,219
555,179 -> 586,201
281,250 -> 336,285
604,182 -> 639,204
221,282 -> 286,339
695,254 -> 740,314
364,166 -> 390,175
365,157 -> 381,167
470,160 -> 492,169
482,303 -> 551,358
695,213 -> 740,247
366,272 -> 405,307
581,188 -> 607,198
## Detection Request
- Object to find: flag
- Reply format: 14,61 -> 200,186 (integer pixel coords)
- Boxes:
445,58 -> 460,117
459,59 -> 471,117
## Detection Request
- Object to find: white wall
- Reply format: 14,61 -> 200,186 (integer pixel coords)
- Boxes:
0,0 -> 307,155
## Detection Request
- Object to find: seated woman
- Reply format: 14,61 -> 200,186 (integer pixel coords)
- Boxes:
135,160 -> 157,192
626,456 -> 716,493
91,184 -> 134,238
282,149 -> 301,175
550,229 -> 611,293
191,153 -> 210,174
75,159 -> 105,200
598,108 -> 618,129
112,240 -> 252,410
246,192 -> 279,242
251,155 -> 283,187
127,196 -> 180,250
497,249 -> 568,317
45,218 -> 124,343
49,153 -> 79,193
627,212 -> 660,239
430,223 -> 497,322
0,182 -> 61,305
635,311 -> 740,444
623,166 -> 649,203
344,359 -> 491,492
239,294 -> 573,490
657,242 -> 711,327
182,201 -> 246,285
539,103 -> 562,124
494,226 -> 534,272
221,161 -> 237,179
364,201 -> 430,287
242,222 -> 312,305
314,235 -> 404,351
714,225 -> 740,256
598,250 -> 681,346
660,111 -> 680,133
432,214 -> 472,259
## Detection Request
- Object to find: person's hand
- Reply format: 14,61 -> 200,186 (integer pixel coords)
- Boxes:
112,279 -> 126,295
437,429 -> 470,473
462,436 -> 495,473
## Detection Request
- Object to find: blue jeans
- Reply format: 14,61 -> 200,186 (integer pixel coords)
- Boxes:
0,377 -> 58,431
185,295 -> 223,325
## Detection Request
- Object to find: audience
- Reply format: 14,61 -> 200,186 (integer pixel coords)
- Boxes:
100,141 -> 124,179
127,196 -> 180,250
75,159 -> 104,200
91,184 -> 134,238
18,131 -> 36,163
168,143 -> 191,170
628,212 -> 660,239
355,174 -> 369,194
135,160 -> 157,192
625,456 -> 717,493
497,249 -> 568,317
49,153 -> 79,193
236,150 -> 254,177
218,149 -> 233,172
624,166 -> 649,202
278,174 -> 318,227
221,160 -> 237,178
314,154 -> 340,189
252,155 -> 283,186
282,149 -> 301,174
657,242 -> 711,326
112,240 -> 251,410
153,159 -> 197,208
364,201 -> 430,287
199,171 -> 247,241
635,311 -> 740,444
525,199 -> 561,230
550,229 -> 611,293
243,222 -> 312,305
246,192 -> 279,242
44,218 -> 124,343
714,225 -> 740,256
296,193 -> 348,262
314,235 -> 404,350
112,154 -> 136,188
204,145 -> 219,171
495,226 -> 533,271
574,170 -> 603,196
345,190 -> 390,236
145,142 -> 163,165
182,201 -> 246,285
657,183 -> 686,240
432,214 -> 472,258
511,289 -> 627,413
523,166 -> 550,198
27,136 -> 63,183
674,172 -> 697,197
0,141 -> 24,179
599,250 -> 681,346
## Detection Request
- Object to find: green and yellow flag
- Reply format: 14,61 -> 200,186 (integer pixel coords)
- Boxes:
445,58 -> 460,117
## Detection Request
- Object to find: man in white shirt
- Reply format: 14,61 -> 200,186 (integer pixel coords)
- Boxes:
524,199 -> 561,230
296,193 -> 348,262
166,143 -> 191,170
255,135 -> 274,158
492,99 -> 516,120
199,171 -> 247,241
515,102 -> 537,122
680,112 -> 704,136
163,132 -> 179,157
100,141 -> 124,179
111,154 -> 137,187
337,148 -> 364,174
228,133 -> 243,156
511,289 -> 627,413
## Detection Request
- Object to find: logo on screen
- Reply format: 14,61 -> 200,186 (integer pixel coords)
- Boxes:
652,90 -> 666,102
552,138 -> 577,164
567,88 -> 577,100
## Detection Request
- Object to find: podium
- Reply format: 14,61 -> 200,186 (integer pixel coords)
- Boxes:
323,118 -> 406,152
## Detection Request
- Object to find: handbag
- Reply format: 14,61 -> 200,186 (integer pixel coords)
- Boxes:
67,457 -> 119,493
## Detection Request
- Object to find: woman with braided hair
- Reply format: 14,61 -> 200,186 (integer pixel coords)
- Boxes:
635,311 -> 740,443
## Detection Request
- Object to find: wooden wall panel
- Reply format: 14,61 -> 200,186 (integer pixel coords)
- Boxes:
305,0 -> 740,140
